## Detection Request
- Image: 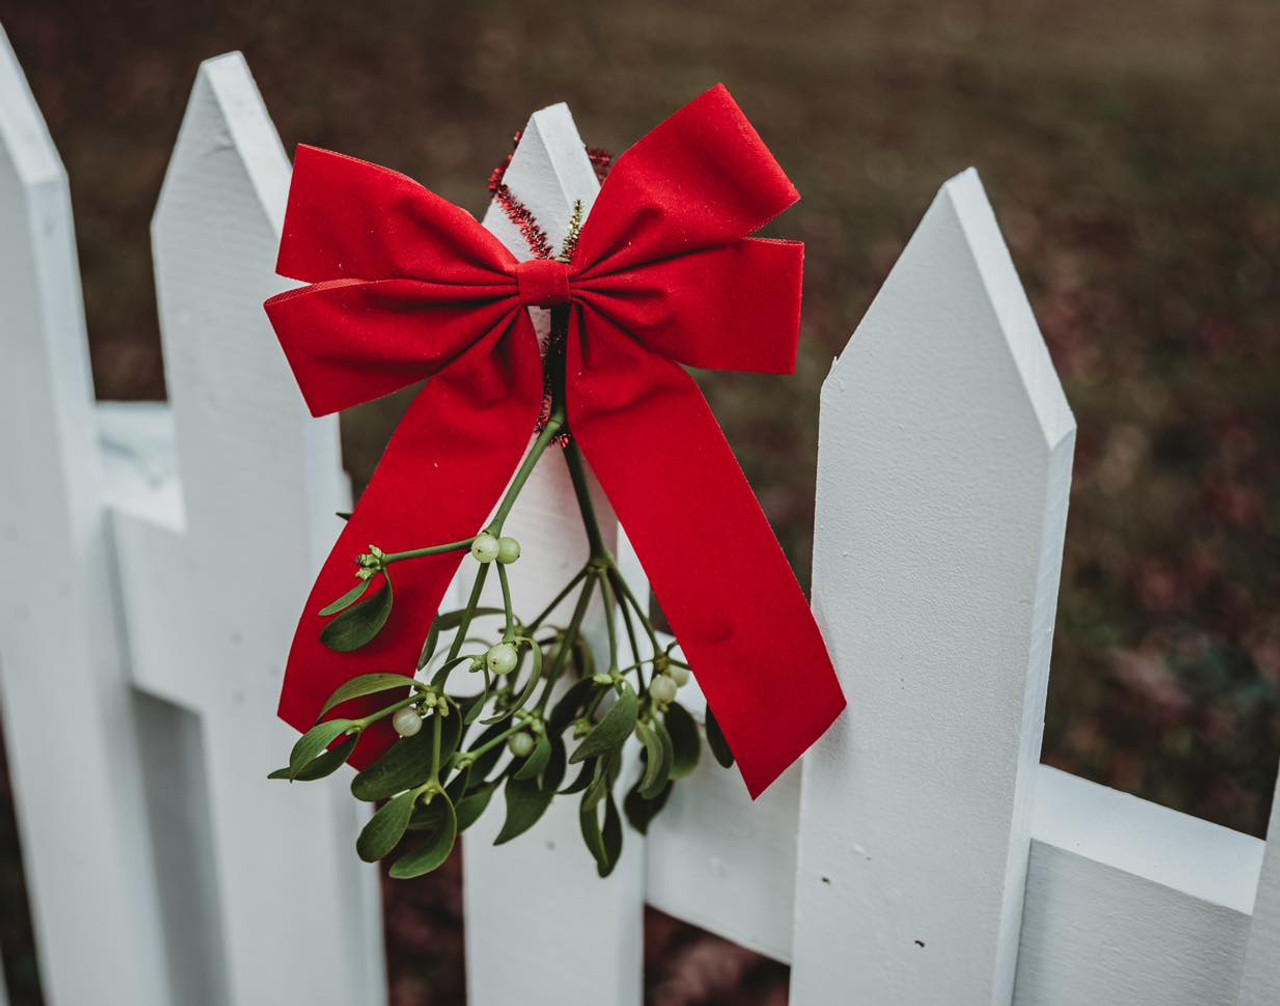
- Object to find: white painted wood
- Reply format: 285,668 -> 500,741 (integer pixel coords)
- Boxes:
140,52 -> 384,1005
1236,767 -> 1280,1004
0,25 -> 171,1005
463,102 -> 647,1006
643,635 -> 803,961
1017,766 -> 1260,1006
646,757 -> 800,962
792,168 -> 1076,1006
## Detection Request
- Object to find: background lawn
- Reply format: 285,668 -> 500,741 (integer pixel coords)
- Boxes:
1,1 -> 1278,1003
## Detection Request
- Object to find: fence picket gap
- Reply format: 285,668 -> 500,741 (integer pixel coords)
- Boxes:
461,101 -> 646,1006
1236,766 -> 1280,1003
0,25 -> 170,1005
792,168 -> 1076,1006
144,51 -> 384,1005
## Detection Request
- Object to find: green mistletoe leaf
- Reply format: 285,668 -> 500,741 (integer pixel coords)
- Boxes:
623,777 -> 673,836
560,758 -> 596,796
547,677 -> 599,736
570,683 -> 637,765
350,722 -> 433,802
318,673 -> 416,719
494,774 -> 554,845
542,736 -> 568,794
635,721 -> 666,795
640,721 -> 674,800
580,788 -> 623,878
285,719 -> 356,780
356,790 -> 416,863
583,749 -> 621,813
390,795 -> 458,879
269,733 -> 358,782
664,701 -> 701,779
318,576 -> 373,617
320,574 -> 394,653
454,781 -> 499,833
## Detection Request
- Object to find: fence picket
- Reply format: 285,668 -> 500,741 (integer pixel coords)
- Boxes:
461,101 -> 647,1006
791,168 -> 1076,1006
1236,767 -> 1280,1003
0,25 -> 170,1005
140,52 -> 384,1004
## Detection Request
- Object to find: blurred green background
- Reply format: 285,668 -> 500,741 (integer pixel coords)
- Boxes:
1,0 -> 1278,1003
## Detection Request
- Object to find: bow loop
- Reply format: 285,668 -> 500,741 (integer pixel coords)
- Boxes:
278,145 -> 517,285
573,84 -> 800,280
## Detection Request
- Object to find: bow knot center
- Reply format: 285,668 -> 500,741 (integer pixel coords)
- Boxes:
515,259 -> 572,309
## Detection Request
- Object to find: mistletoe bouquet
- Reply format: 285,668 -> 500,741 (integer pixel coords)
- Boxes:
264,86 -> 845,880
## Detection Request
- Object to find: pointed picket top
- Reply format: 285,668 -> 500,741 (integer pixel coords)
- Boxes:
154,51 -> 288,242
792,169 -> 1075,1006
482,101 -> 602,258
152,51 -> 343,554
824,167 -> 1072,448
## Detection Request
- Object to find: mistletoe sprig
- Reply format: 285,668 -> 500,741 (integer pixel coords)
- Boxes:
271,206 -> 735,879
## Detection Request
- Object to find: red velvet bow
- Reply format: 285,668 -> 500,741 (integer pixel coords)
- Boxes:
265,84 -> 845,798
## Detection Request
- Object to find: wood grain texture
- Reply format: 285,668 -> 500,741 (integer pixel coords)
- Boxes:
0,24 -> 170,1005
792,168 -> 1075,1006
462,102 -> 646,1006
140,51 -> 384,1005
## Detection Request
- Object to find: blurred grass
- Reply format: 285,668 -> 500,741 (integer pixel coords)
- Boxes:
1,0 -> 1278,1003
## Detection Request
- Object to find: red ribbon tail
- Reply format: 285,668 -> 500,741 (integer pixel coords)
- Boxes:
568,328 -> 846,798
279,322 -> 543,768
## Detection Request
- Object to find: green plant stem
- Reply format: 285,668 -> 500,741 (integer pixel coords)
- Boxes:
527,565 -> 589,633
497,563 -> 515,640
382,537 -> 475,565
538,575 -> 597,711
564,439 -> 608,560
598,571 -> 621,673
352,693 -> 420,730
461,722 -> 526,762
609,566 -> 660,654
491,408 -> 566,534
446,563 -> 490,663
430,708 -> 443,782
615,591 -> 646,689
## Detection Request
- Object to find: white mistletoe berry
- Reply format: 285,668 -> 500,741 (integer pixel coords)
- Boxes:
650,675 -> 677,705
497,536 -> 522,564
486,642 -> 519,675
508,732 -> 536,758
470,533 -> 500,563
667,665 -> 691,688
392,707 -> 423,737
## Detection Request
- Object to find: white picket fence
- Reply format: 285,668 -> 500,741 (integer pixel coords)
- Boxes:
1,35 -> 1277,1006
